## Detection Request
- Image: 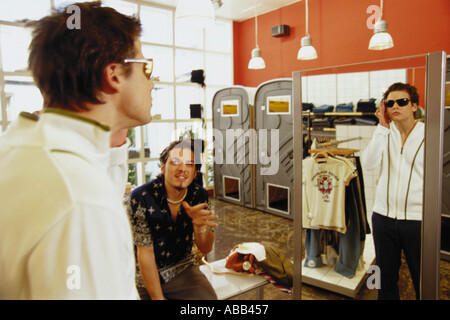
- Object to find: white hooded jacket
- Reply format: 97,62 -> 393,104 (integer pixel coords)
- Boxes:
361,122 -> 424,221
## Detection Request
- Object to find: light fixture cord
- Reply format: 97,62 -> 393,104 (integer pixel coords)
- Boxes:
380,0 -> 384,19
305,0 -> 309,36
255,1 -> 259,48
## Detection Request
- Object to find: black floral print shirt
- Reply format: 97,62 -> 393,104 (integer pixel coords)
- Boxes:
127,176 -> 210,285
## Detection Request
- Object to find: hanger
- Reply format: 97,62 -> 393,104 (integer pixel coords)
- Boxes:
309,147 -> 359,159
311,148 -> 331,161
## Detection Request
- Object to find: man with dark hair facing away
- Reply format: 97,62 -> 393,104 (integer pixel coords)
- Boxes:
128,140 -> 218,300
0,2 -> 154,299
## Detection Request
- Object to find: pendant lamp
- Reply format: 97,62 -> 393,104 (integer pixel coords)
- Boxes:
368,0 -> 394,50
248,2 -> 265,69
175,0 -> 215,29
297,0 -> 317,60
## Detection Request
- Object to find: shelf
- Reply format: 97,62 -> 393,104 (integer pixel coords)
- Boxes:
306,127 -> 336,132
302,111 -> 376,117
302,234 -> 376,298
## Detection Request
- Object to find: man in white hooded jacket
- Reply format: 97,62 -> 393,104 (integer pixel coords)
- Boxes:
361,82 -> 424,300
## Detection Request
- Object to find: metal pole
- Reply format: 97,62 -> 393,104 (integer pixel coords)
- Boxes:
292,71 -> 303,300
421,51 -> 446,300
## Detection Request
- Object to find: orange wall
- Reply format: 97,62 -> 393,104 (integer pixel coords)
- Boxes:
233,0 -> 450,91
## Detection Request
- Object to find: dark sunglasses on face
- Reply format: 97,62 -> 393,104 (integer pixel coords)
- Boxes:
123,58 -> 153,79
384,98 -> 410,108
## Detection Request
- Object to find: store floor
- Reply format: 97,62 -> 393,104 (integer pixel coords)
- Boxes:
208,199 -> 450,300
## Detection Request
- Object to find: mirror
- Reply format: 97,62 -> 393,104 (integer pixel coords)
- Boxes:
292,53 -> 447,300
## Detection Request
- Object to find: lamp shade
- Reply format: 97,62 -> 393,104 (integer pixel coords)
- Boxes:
297,36 -> 317,60
175,0 -> 215,28
368,19 -> 394,50
248,48 -> 266,69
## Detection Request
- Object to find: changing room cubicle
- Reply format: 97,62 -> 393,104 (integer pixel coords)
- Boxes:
254,79 -> 294,219
212,86 -> 256,209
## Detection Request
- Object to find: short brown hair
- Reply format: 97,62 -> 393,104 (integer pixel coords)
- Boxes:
157,140 -> 203,179
28,2 -> 142,111
383,82 -> 419,105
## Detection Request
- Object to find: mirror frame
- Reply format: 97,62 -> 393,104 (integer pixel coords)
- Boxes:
292,51 -> 447,300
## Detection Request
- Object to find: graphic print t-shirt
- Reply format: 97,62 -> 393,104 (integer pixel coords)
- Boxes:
302,157 -> 356,233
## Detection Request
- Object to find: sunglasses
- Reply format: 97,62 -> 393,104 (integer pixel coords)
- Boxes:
384,98 -> 410,108
123,58 -> 153,79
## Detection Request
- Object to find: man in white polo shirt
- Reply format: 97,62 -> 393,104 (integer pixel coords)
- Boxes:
0,2 -> 154,299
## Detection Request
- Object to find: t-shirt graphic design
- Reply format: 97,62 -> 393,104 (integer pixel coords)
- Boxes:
316,174 -> 335,201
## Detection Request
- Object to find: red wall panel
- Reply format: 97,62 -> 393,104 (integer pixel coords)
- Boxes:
233,0 -> 450,93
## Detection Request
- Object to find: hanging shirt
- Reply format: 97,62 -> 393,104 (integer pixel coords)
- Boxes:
302,156 -> 356,233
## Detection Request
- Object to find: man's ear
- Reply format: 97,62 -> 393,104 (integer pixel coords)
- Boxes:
102,63 -> 121,94
411,102 -> 419,113
161,163 -> 165,175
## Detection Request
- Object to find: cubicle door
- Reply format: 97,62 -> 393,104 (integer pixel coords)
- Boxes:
212,86 -> 254,208
254,79 -> 293,219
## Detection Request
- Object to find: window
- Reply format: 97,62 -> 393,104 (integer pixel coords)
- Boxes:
0,0 -> 233,190
0,0 -> 50,22
0,25 -> 32,73
140,6 -> 173,46
4,76 -> 43,120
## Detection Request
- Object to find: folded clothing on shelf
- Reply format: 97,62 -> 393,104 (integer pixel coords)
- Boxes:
356,98 -> 376,113
335,102 -> 354,112
303,103 -> 315,112
312,104 -> 334,113
311,117 -> 334,128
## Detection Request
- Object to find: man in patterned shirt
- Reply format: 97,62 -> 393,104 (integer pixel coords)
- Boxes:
128,139 -> 218,300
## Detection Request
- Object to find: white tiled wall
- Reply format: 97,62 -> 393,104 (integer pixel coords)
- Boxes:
302,69 -> 407,108
302,74 -> 337,106
301,68 -> 407,225
335,125 -> 380,226
369,69 -> 407,100
337,72 -> 369,106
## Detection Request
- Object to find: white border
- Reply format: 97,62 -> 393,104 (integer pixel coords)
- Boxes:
222,175 -> 241,202
221,99 -> 240,117
266,95 -> 291,115
266,182 -> 290,215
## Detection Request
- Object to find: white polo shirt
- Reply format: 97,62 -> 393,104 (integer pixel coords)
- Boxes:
0,109 -> 138,299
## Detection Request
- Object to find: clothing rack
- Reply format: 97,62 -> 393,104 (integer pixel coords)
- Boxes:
301,148 -> 375,296
302,111 -> 376,152
308,147 -> 360,158
315,136 -> 362,149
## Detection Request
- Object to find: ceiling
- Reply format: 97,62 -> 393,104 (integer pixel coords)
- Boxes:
141,0 -> 302,22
